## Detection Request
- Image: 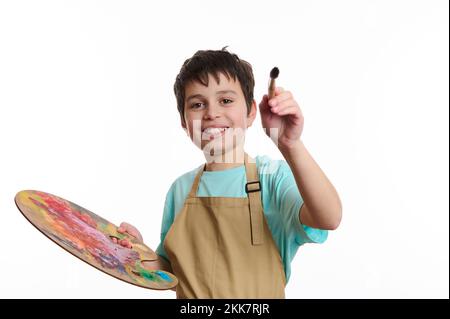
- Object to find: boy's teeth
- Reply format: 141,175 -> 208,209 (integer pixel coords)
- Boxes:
203,127 -> 227,134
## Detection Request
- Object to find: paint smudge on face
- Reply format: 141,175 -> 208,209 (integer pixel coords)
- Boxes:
15,190 -> 177,290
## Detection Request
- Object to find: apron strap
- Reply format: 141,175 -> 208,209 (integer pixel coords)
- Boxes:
244,153 -> 264,246
188,164 -> 205,198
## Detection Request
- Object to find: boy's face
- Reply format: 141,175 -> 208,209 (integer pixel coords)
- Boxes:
182,72 -> 257,160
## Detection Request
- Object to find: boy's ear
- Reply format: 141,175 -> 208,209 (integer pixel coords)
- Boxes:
247,100 -> 257,128
181,117 -> 189,134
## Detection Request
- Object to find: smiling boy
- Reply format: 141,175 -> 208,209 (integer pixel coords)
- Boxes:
118,48 -> 342,298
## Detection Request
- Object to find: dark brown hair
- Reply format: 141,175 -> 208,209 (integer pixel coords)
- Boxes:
174,47 -> 255,124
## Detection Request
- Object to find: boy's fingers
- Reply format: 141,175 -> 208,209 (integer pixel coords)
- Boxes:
271,99 -> 296,112
118,222 -> 134,235
118,222 -> 129,233
117,222 -> 143,242
112,237 -> 133,249
275,87 -> 284,94
119,239 -> 132,248
259,95 -> 268,105
119,222 -> 130,229
269,91 -> 292,107
277,106 -> 299,116
259,95 -> 270,113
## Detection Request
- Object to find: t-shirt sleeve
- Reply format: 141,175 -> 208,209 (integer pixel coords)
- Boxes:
155,184 -> 176,262
272,160 -> 328,245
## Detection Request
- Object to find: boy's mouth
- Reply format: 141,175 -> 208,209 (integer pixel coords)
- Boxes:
201,126 -> 230,140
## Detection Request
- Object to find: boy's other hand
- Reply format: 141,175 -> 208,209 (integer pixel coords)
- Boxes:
114,222 -> 144,249
259,87 -> 304,149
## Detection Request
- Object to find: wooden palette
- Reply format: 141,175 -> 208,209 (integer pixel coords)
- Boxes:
15,190 -> 178,290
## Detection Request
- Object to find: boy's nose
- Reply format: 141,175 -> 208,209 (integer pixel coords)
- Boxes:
203,104 -> 221,120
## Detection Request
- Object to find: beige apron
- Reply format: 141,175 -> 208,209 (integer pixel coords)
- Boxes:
164,154 -> 286,298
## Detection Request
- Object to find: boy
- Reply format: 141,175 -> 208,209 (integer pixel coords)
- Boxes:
117,48 -> 342,298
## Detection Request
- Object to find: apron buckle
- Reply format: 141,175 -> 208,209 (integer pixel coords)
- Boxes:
245,181 -> 261,193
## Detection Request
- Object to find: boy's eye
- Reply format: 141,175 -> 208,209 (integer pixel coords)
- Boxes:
222,99 -> 233,104
191,102 -> 205,109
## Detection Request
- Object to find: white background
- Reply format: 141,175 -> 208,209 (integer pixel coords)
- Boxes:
0,0 -> 448,298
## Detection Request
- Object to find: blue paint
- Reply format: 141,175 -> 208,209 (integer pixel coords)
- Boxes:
155,270 -> 172,282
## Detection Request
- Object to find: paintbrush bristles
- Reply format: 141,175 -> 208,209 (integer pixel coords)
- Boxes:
268,67 -> 279,99
270,67 -> 279,79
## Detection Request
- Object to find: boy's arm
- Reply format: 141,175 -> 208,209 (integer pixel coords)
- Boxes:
279,140 -> 342,230
259,87 -> 342,230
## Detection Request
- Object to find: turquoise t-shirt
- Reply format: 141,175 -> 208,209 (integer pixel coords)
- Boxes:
156,155 -> 328,282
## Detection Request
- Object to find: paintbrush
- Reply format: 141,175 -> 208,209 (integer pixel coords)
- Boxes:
268,67 -> 279,99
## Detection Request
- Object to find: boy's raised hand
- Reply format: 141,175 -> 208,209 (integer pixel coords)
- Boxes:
259,87 -> 304,149
114,222 -> 144,249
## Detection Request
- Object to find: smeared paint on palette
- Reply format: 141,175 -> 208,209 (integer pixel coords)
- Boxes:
15,190 -> 178,290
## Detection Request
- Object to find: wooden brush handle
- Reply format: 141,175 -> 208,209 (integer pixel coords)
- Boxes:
268,78 -> 276,99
